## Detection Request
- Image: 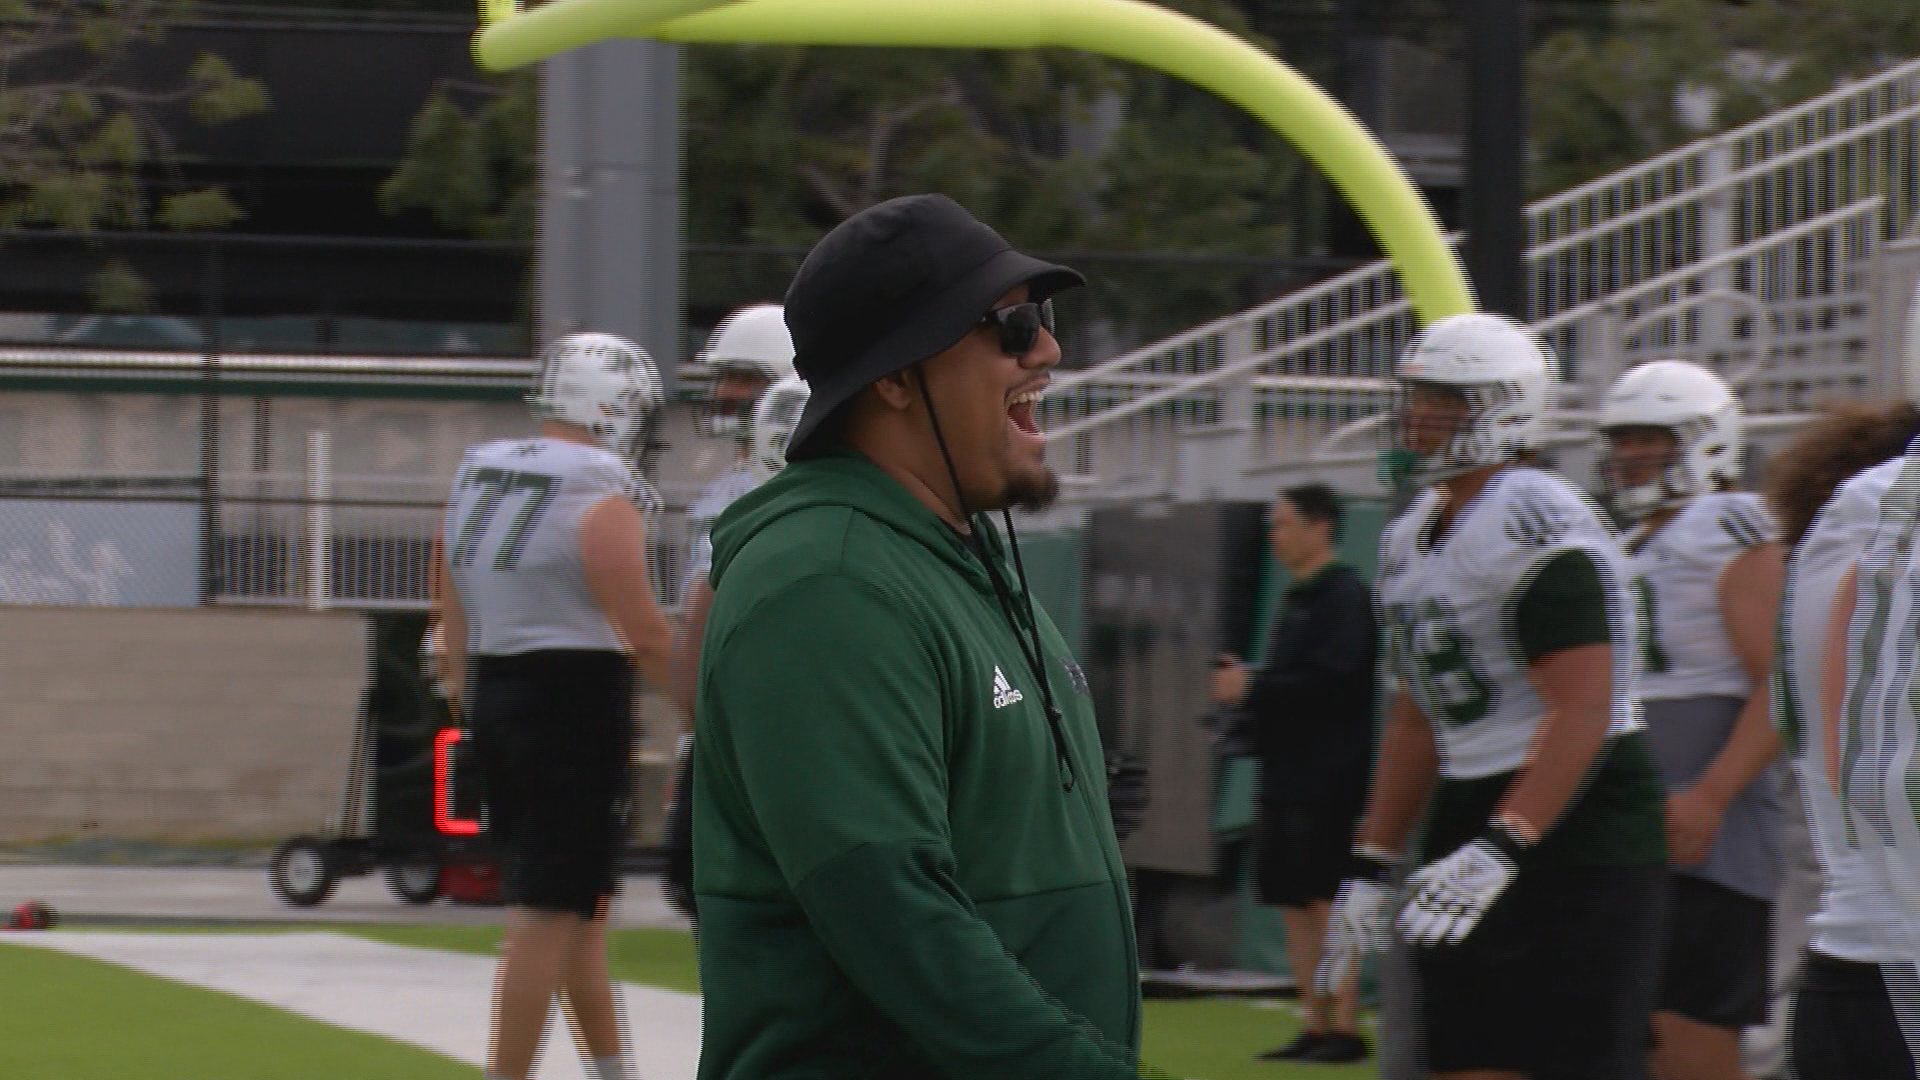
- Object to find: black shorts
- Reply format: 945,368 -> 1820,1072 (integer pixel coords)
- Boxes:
473,650 -> 634,919
1659,872 -> 1772,1028
1415,862 -> 1666,1080
1254,799 -> 1361,909
1791,952 -> 1920,1080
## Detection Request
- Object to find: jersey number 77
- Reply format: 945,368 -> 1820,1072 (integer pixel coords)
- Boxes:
452,467 -> 559,572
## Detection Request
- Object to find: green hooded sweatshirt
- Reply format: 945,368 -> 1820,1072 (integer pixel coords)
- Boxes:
692,452 -> 1145,1080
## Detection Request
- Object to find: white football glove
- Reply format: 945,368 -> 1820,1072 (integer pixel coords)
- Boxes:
1318,877 -> 1391,993
1396,838 -> 1518,945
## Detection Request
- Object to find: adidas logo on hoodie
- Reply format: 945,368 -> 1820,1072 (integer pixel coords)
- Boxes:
991,666 -> 1025,709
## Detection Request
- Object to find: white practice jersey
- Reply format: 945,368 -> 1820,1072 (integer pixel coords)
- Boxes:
1858,450 -> 1920,965
447,437 -> 662,656
1627,491 -> 1775,702
1379,467 -> 1643,779
683,460 -> 768,606
1782,456 -> 1920,963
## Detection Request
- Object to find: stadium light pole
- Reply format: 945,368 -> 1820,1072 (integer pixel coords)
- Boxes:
1464,0 -> 1528,319
539,43 -> 685,386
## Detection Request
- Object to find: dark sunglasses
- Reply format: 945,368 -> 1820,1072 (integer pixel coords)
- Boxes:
980,298 -> 1056,356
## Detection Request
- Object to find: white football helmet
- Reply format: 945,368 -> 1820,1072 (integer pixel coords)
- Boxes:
1598,359 -> 1743,522
527,332 -> 665,465
748,375 -> 811,475
689,304 -> 797,438
1394,313 -> 1557,483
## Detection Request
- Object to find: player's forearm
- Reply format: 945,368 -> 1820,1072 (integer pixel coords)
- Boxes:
585,497 -> 694,717
1693,688 -> 1783,808
1500,715 -> 1612,839
1360,699 -> 1440,855
618,599 -> 693,717
1823,563 -> 1886,811
442,614 -> 471,700
1823,564 -> 1861,791
436,546 -> 472,704
1500,643 -> 1619,838
1700,543 -> 1786,805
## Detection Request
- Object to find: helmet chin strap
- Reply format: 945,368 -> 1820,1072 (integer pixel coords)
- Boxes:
1607,452 -> 1690,524
912,367 -> 1075,792
1408,433 -> 1507,484
1611,482 -> 1670,524
1412,449 -> 1486,484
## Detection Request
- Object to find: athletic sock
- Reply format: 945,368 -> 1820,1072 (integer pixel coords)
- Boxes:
591,1054 -> 633,1080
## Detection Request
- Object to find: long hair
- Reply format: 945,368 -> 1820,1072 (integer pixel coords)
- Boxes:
1768,402 -> 1920,549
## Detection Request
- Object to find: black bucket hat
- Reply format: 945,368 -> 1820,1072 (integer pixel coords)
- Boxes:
782,194 -> 1085,460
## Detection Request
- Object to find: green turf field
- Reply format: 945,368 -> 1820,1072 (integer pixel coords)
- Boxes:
346,924 -> 1382,1080
0,940 -> 477,1080
9,924 -> 1379,1079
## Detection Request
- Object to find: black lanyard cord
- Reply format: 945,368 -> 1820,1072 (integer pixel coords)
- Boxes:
999,507 -> 1075,783
914,370 -> 1075,791
976,530 -> 1073,788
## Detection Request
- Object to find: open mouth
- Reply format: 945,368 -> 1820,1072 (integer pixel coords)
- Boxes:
1008,385 -> 1046,437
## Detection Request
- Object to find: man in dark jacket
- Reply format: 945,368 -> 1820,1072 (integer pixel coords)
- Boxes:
1215,483 -> 1378,1064
692,194 -> 1149,1080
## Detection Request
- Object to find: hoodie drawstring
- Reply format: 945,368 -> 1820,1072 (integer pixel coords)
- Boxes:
914,369 -> 1076,792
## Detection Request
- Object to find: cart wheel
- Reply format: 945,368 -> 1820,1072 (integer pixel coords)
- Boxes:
270,836 -> 338,907
386,860 -> 445,905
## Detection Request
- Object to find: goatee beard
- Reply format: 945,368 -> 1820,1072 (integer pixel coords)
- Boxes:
1006,469 -> 1061,512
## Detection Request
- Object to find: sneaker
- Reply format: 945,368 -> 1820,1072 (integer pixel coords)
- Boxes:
1257,1031 -> 1325,1061
1300,1031 -> 1371,1064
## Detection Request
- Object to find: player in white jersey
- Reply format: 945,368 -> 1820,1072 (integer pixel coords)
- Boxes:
1321,313 -> 1668,1080
1598,360 -> 1787,1080
680,303 -> 799,608
663,306 -> 802,920
438,332 -> 690,1080
1768,400 -> 1920,1079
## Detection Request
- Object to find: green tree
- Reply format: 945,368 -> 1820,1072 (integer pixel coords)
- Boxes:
1738,0 -> 1920,104
1,0 -> 271,309
1530,0 -> 1920,195
380,71 -> 534,243
382,1 -> 1311,343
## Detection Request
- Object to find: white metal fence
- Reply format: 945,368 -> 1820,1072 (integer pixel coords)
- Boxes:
212,453 -> 705,612
213,501 -> 704,613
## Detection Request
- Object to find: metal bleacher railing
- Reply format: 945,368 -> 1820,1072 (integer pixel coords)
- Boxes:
1038,56 -> 1920,498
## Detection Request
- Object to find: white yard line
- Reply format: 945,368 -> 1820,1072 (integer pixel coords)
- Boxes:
0,866 -> 691,929
7,930 -> 702,1080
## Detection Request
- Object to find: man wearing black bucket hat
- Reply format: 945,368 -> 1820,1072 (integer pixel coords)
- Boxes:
689,194 -> 1153,1080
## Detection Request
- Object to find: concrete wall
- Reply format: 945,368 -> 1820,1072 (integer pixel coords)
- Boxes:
0,606 -> 366,843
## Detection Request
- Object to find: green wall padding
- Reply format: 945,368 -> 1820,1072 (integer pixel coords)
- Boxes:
1015,528 -> 1088,659
1007,502 -> 1395,981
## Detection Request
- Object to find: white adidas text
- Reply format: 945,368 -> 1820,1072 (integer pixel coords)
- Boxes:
991,666 -> 1024,709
